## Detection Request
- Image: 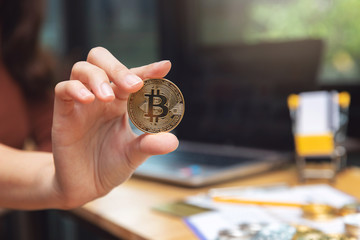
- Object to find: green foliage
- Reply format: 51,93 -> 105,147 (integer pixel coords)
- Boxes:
243,0 -> 360,81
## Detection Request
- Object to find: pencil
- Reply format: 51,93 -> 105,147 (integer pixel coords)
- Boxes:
212,196 -> 305,208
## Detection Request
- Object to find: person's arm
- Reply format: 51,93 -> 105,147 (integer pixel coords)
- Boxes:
0,47 -> 179,210
0,144 -> 61,209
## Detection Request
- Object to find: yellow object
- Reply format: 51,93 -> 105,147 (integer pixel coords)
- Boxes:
287,94 -> 299,110
295,134 -> 334,156
212,196 -> 305,208
287,91 -> 351,182
338,91 -> 351,108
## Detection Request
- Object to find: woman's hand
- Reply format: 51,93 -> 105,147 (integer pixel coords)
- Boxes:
52,47 -> 179,208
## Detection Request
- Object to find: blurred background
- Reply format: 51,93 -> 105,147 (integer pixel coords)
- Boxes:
44,0 -> 360,83
2,0 -> 360,239
42,0 -> 360,146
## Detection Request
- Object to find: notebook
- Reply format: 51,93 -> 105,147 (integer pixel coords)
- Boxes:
134,39 -> 323,187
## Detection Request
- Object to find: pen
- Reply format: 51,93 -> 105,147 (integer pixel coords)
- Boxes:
212,196 -> 305,208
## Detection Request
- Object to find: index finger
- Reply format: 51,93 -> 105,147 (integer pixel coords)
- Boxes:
87,47 -> 143,94
130,60 -> 172,80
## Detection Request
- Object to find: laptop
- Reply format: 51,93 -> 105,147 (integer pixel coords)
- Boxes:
134,39 -> 323,187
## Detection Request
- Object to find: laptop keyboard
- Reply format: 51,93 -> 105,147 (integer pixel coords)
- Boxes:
154,150 -> 253,168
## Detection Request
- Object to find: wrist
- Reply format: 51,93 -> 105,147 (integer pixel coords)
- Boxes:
36,158 -> 66,209
42,159 -> 89,210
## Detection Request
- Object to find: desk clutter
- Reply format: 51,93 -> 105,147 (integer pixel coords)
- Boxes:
287,91 -> 351,182
155,184 -> 360,240
217,222 -> 360,240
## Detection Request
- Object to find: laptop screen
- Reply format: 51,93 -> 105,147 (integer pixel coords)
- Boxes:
174,40 -> 321,151
159,0 -> 323,151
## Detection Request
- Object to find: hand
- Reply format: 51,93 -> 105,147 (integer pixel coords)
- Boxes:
51,47 -> 179,208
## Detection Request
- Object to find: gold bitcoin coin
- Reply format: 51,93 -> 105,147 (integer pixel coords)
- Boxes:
344,214 -> 360,239
302,204 -> 337,221
128,78 -> 185,133
293,232 -> 329,240
293,226 -> 326,240
327,234 -> 355,240
339,202 -> 360,216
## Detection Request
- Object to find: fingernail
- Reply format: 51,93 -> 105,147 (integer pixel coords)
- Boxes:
154,60 -> 170,68
80,88 -> 92,98
125,74 -> 142,87
100,82 -> 114,97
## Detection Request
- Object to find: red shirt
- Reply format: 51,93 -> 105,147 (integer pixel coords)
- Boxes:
0,63 -> 53,151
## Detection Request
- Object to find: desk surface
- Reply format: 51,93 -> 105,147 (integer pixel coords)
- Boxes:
71,166 -> 360,240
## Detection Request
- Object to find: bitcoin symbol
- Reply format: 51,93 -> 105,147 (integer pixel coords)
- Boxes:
145,89 -> 169,122
127,78 -> 184,133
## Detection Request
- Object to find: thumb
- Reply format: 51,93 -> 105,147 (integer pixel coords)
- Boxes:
127,133 -> 179,169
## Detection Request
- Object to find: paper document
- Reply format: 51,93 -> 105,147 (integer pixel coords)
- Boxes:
184,184 -> 356,240
296,91 -> 340,135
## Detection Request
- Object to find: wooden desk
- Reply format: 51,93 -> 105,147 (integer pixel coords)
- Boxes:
70,167 -> 360,240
